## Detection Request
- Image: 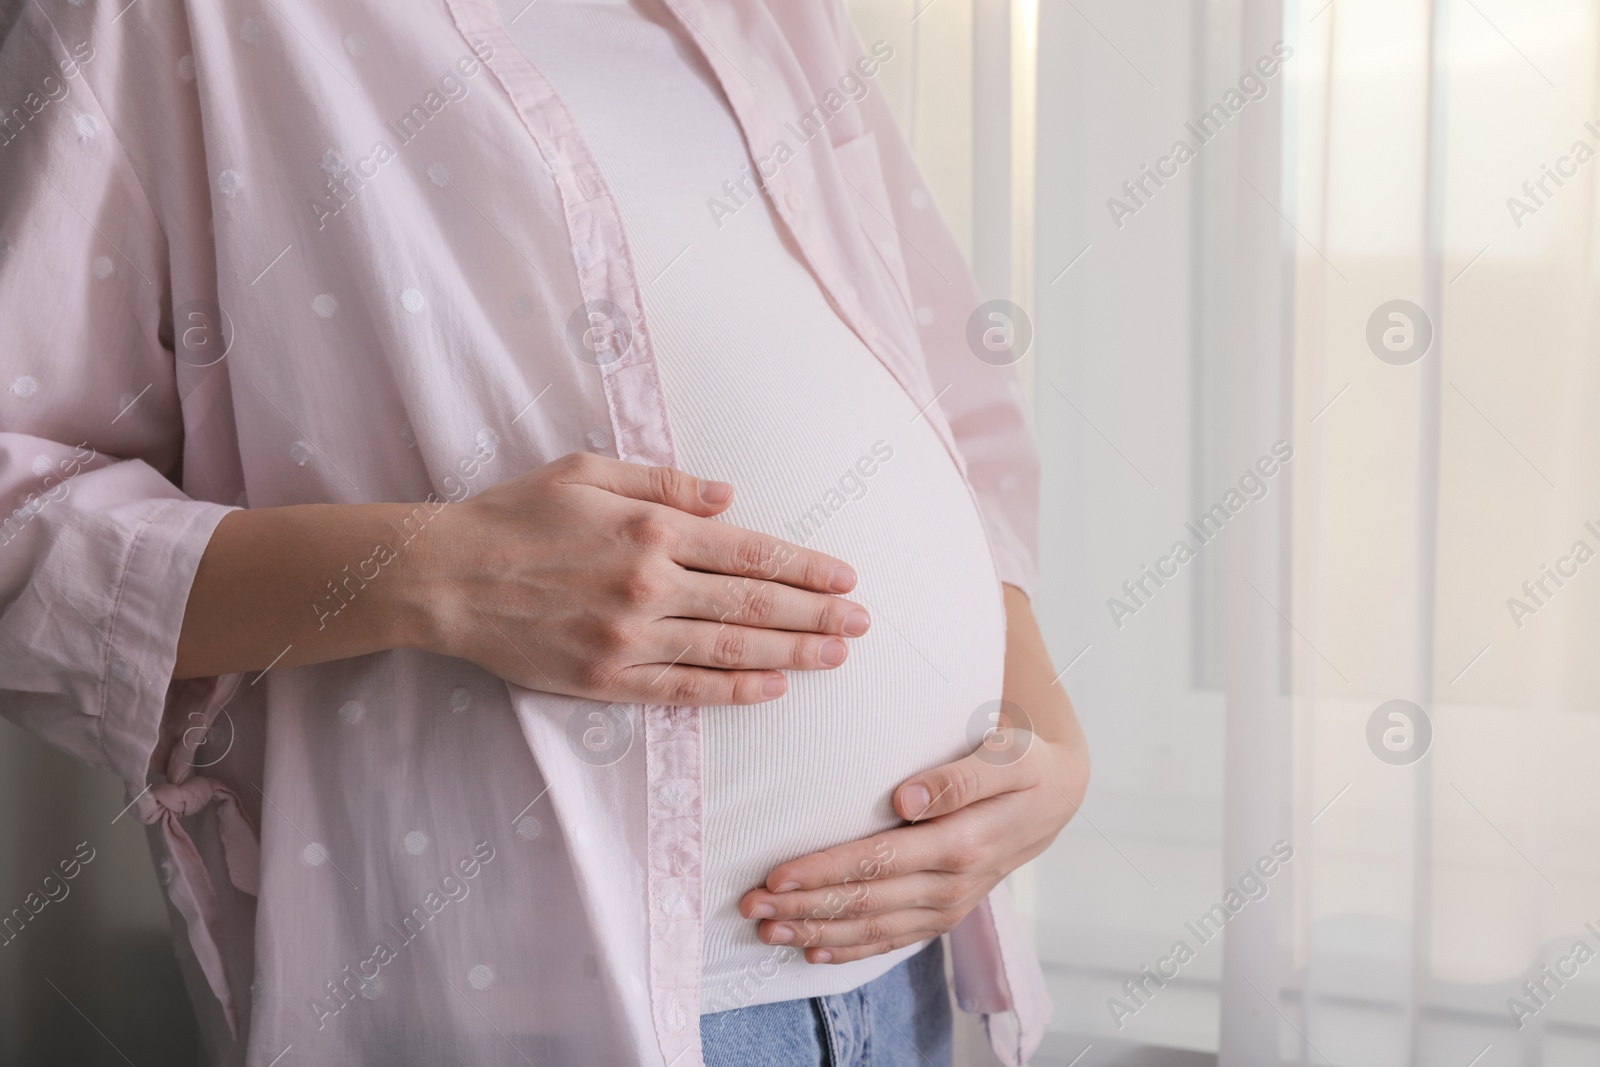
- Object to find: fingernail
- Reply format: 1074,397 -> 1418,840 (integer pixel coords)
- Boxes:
828,565 -> 856,592
842,610 -> 870,636
768,924 -> 794,944
749,902 -> 775,920
812,950 -> 833,963
774,880 -> 801,893
819,639 -> 847,667
902,783 -> 931,817
761,675 -> 787,698
699,480 -> 732,504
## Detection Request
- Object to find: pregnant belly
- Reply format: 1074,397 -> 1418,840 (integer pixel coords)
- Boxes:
501,0 -> 1010,1010
664,346 -> 1008,1010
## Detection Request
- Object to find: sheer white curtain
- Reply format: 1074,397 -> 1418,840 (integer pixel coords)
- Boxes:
1282,0 -> 1600,1063
852,0 -> 1600,1063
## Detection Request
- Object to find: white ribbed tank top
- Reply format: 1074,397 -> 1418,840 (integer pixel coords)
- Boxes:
501,0 -> 1006,1011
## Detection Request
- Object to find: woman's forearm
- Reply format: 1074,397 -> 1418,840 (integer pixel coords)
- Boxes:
172,502 -> 442,680
1001,582 -> 1087,751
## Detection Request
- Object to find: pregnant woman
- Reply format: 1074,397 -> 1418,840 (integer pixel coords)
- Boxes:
0,0 -> 1087,1065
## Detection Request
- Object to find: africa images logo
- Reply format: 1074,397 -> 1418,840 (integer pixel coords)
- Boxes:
1106,441 -> 1293,629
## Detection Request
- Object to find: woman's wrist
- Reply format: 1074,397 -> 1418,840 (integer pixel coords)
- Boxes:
373,498 -> 470,659
175,500 -> 468,680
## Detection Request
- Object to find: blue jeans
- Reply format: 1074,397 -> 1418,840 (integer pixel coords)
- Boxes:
699,938 -> 953,1067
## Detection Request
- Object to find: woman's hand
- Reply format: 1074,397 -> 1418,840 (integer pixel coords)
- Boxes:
418,452 -> 871,705
738,584 -> 1089,962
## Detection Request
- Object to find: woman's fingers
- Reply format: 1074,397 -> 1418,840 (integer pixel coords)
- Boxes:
758,909 -> 950,952
891,739 -> 1040,823
608,662 -> 789,707
741,872 -> 958,924
673,516 -> 857,593
548,452 -> 735,518
648,620 -> 852,673
547,454 -> 855,596
679,571 -> 871,636
798,932 -> 944,966
759,761 -> 1043,897
760,823 -> 951,895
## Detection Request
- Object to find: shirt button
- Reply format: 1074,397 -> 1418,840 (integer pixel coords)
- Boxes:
586,428 -> 613,451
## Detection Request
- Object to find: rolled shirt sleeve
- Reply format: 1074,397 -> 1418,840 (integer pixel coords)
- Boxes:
0,2 -> 238,795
